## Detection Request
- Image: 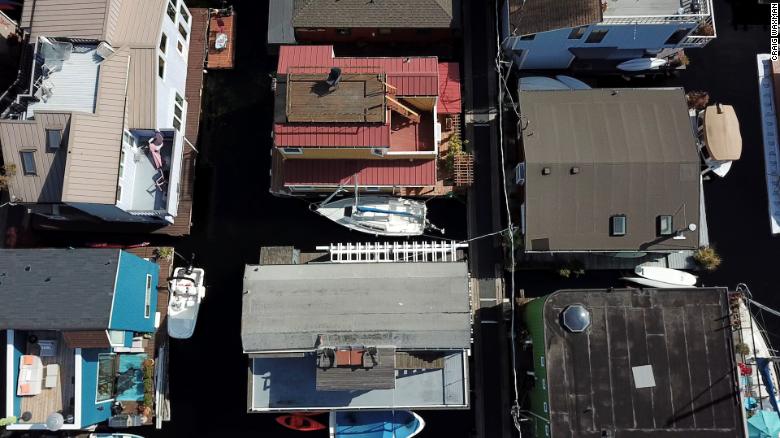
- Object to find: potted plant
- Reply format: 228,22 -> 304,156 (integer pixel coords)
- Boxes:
735,342 -> 751,356
153,247 -> 174,262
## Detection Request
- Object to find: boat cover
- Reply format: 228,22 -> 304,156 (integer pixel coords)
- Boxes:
758,357 -> 780,413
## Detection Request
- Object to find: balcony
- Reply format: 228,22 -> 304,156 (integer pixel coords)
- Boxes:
602,0 -> 716,47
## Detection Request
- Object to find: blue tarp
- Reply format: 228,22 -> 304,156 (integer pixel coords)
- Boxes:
748,410 -> 780,438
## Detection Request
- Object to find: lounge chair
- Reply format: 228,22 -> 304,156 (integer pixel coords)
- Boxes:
17,355 -> 43,396
44,364 -> 59,388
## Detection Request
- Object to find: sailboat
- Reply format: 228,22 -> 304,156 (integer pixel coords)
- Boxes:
313,176 -> 441,237
167,264 -> 206,340
732,284 -> 780,437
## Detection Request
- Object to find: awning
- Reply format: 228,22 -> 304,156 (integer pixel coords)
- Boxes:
703,104 -> 742,161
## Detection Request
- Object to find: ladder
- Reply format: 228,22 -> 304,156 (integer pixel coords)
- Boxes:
316,241 -> 467,263
385,96 -> 421,123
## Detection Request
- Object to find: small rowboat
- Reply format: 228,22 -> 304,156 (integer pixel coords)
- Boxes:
622,266 -> 697,288
276,414 -> 327,432
617,57 -> 668,72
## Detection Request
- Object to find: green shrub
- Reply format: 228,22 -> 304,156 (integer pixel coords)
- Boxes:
0,416 -> 17,427
735,342 -> 751,356
557,260 -> 585,279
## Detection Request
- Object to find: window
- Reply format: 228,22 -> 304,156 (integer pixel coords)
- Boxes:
540,356 -> 545,367
178,23 -> 188,42
336,28 -> 351,36
118,148 -> 125,178
159,33 -> 167,54
177,40 -> 184,55
96,353 -> 116,402
378,28 -> 392,35
665,28 -> 690,45
158,56 -> 165,79
365,186 -> 381,192
45,129 -> 62,150
371,148 -> 386,157
543,401 -> 548,413
20,151 -> 36,175
107,330 -> 125,347
144,274 -> 152,318
173,92 -> 184,131
568,26 -> 588,39
658,215 -> 674,236
585,29 -> 609,43
282,147 -> 304,155
166,1 -> 176,22
520,33 -> 536,40
116,185 -> 122,202
610,215 -> 627,236
179,4 -> 190,23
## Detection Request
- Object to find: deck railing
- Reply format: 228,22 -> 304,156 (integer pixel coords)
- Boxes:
602,0 -> 715,48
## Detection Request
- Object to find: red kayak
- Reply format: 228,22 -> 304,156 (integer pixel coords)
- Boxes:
276,415 -> 327,432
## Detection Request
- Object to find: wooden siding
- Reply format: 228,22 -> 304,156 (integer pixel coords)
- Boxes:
21,0 -> 110,41
104,0 -> 122,42
395,351 -> 445,369
126,247 -> 173,357
61,48 -> 130,204
125,47 -> 157,129
0,112 -> 70,203
110,0 -> 166,46
62,330 -> 110,348
153,8 -> 208,236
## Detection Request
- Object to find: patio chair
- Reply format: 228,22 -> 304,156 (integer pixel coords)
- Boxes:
44,364 -> 59,388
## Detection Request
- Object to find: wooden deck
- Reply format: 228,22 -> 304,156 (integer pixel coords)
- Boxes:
19,332 -> 75,424
286,73 -> 387,123
206,10 -> 236,69
153,8 -> 208,236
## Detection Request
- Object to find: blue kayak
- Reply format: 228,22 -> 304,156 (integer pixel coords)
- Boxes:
331,410 -> 425,438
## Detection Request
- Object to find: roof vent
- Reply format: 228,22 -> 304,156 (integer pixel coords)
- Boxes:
542,167 -> 551,175
561,304 -> 591,333
570,166 -> 580,174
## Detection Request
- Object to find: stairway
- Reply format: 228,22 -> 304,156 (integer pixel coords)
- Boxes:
386,96 -> 421,123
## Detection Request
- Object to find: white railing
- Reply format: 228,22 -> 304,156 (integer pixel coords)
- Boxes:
316,241 -> 467,263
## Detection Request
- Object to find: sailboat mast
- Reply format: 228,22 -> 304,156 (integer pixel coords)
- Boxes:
354,174 -> 359,208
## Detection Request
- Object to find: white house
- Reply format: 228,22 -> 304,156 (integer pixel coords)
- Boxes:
0,0 -> 194,226
501,0 -> 716,70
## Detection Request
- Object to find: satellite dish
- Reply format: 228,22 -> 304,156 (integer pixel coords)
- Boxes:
45,412 -> 64,431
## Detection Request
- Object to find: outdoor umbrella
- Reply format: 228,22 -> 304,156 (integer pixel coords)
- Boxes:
748,410 -> 780,438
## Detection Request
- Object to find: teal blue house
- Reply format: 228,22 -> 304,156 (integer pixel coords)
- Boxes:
1,249 -> 160,431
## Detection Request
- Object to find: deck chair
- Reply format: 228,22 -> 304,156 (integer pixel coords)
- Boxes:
44,364 -> 59,388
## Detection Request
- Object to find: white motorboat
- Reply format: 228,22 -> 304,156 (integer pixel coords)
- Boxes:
167,266 -> 206,339
316,196 -> 428,237
616,57 -> 668,72
555,75 -> 592,90
622,266 -> 697,288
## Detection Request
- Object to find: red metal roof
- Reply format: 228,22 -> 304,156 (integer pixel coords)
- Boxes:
282,158 -> 437,187
438,62 -> 462,114
274,123 -> 390,147
278,45 -> 440,96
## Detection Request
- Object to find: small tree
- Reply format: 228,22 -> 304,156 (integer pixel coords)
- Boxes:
557,260 -> 585,279
1,164 -> 16,176
154,247 -> 174,261
694,246 -> 721,271
686,91 -> 709,110
443,132 -> 464,174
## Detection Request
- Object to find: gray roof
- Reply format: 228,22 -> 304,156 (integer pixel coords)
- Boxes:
241,262 -> 471,352
0,249 -> 121,330
520,88 -> 701,252
292,0 -> 456,29
507,0 -> 602,36
540,288 -> 743,437
268,0 -> 296,45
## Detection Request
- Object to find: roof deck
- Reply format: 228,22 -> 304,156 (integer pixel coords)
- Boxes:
540,288 -> 743,437
250,350 -> 468,411
27,42 -> 101,116
286,73 -> 387,123
604,0 -> 707,17
17,331 -> 76,425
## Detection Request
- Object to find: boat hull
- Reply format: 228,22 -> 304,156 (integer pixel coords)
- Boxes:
167,267 -> 206,340
329,410 -> 425,438
617,58 -> 668,71
634,266 -> 697,286
621,277 -> 696,289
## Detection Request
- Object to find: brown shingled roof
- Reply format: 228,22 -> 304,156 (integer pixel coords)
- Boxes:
508,0 -> 602,36
292,0 -> 455,28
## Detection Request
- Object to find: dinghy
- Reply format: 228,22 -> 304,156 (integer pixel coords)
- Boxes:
329,410 -> 425,438
555,75 -> 591,90
167,266 -> 206,339
518,76 -> 571,91
276,414 -> 327,432
617,57 -> 668,72
622,266 -> 697,288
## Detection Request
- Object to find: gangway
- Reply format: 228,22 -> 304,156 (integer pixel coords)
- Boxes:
316,241 -> 467,263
